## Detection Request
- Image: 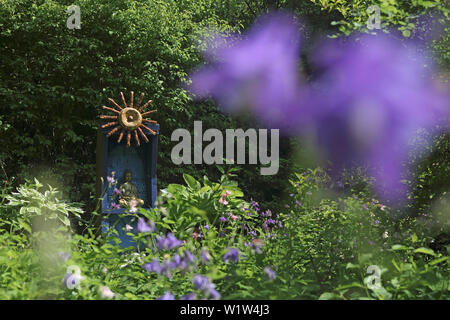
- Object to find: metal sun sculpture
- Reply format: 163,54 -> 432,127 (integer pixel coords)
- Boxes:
100,91 -> 158,147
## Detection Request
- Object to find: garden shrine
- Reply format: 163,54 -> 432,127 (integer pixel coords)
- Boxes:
96,91 -> 159,248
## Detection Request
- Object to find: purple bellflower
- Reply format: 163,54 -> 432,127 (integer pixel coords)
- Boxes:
189,12 -> 306,129
137,218 -> 155,233
309,34 -> 449,202
157,291 -> 175,300
223,248 -> 240,263
157,233 -> 183,251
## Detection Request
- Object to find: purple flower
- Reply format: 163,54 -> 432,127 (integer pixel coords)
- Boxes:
143,259 -> 162,274
180,292 -> 197,300
62,271 -> 84,289
157,233 -> 183,251
111,202 -> 120,210
223,248 -> 239,263
219,216 -> 227,223
189,12 -> 304,129
309,34 -> 449,202
192,275 -> 220,300
193,275 -> 210,291
137,218 -> 155,233
169,254 -> 182,270
184,250 -> 195,264
264,266 -> 276,280
250,200 -> 260,211
113,188 -> 121,196
157,291 -> 175,300
200,248 -> 211,263
208,288 -> 221,300
204,224 -> 209,230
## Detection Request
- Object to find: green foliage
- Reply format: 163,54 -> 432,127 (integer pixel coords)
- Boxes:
4,178 -> 83,231
308,0 -> 448,36
1,170 -> 448,300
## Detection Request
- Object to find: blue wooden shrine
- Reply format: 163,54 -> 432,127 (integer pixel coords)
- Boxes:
95,92 -> 159,248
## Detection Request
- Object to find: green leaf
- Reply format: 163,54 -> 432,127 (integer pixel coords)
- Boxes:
183,174 -> 200,190
414,247 -> 436,256
429,256 -> 449,266
319,292 -> 340,300
391,244 -> 410,251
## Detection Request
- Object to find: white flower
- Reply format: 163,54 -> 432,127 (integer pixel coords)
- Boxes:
125,224 -> 133,231
99,285 -> 116,299
383,231 -> 389,238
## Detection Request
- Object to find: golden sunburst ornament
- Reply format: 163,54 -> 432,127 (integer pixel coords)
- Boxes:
99,91 -> 158,147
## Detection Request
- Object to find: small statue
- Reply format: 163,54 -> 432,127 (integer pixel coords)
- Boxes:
118,169 -> 144,208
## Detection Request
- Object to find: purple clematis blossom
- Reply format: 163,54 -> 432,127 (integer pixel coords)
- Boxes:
308,34 -> 449,202
264,266 -> 276,280
137,218 -> 155,233
200,248 -> 211,264
180,292 -> 197,300
192,275 -> 220,300
143,259 -> 162,274
223,248 -> 240,263
157,233 -> 183,251
193,275 -> 210,291
189,12 -> 306,129
208,288 -> 221,300
184,250 -> 195,264
157,291 -> 175,300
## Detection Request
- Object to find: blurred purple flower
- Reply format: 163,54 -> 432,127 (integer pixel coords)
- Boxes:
200,248 -> 211,264
137,218 -> 155,233
180,292 -> 197,300
143,259 -> 162,274
189,12 -> 306,128
219,216 -> 227,223
157,291 -> 175,300
223,248 -> 239,263
208,288 -> 221,300
308,34 -> 449,202
113,188 -> 121,196
192,275 -> 221,300
169,254 -> 182,270
193,275 -> 210,291
264,266 -> 276,280
184,250 -> 196,264
157,233 -> 183,251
